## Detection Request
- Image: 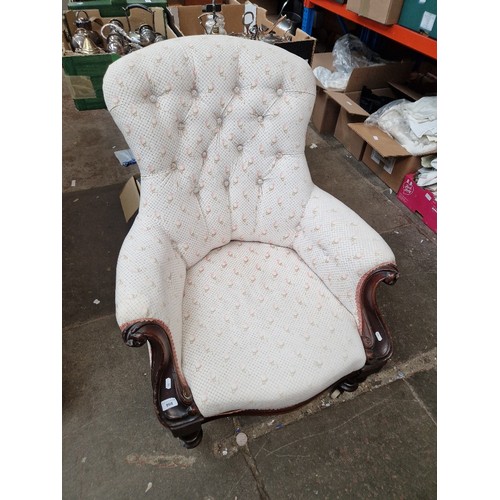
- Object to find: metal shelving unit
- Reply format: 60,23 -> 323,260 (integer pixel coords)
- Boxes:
302,0 -> 437,59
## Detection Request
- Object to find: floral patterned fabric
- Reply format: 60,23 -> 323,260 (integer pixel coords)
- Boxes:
104,36 -> 395,417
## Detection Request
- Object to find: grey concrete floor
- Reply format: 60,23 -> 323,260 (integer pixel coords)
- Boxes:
62,63 -> 437,498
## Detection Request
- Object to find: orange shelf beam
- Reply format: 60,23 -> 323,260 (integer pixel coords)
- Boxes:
303,0 -> 437,59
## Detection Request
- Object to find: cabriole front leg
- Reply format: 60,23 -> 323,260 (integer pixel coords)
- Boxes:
122,321 -> 205,448
335,264 -> 399,393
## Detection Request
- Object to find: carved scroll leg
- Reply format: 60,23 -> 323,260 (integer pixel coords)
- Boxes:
122,321 -> 205,448
333,265 -> 400,394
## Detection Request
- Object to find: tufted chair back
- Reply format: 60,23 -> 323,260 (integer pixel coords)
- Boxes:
104,35 -> 316,267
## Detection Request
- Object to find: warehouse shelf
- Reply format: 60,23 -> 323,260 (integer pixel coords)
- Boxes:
302,0 -> 437,59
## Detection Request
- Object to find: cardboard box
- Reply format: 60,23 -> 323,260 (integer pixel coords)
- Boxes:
387,81 -> 423,101
329,83 -> 421,159
310,52 -> 343,134
346,0 -> 361,14
119,176 -> 141,223
327,88 -> 397,159
397,173 -> 437,233
359,0 -> 404,25
348,122 -> 435,192
62,7 -> 168,110
328,91 -> 369,159
166,3 -> 316,63
310,52 -> 412,134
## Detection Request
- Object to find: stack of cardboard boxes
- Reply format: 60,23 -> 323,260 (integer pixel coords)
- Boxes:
311,52 -> 433,191
310,49 -> 437,232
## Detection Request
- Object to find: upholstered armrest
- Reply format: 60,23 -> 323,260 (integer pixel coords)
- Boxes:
293,186 -> 396,329
116,214 -> 186,364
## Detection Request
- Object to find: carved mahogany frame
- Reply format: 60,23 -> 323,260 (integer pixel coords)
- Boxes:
122,264 -> 399,448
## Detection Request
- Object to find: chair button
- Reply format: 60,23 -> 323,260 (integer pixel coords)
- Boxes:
216,117 -> 223,126
237,144 -> 243,152
233,86 -> 240,94
256,177 -> 264,185
257,115 -> 264,123
171,161 -> 177,171
276,152 -> 283,159
178,122 -> 185,130
223,179 -> 230,188
193,185 -> 200,194
149,94 -> 158,103
276,88 -> 283,96
201,151 -> 207,159
191,89 -> 198,98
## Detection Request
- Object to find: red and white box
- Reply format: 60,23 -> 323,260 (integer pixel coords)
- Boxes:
397,174 -> 437,233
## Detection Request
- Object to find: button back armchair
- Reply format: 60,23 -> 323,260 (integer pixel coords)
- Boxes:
103,35 -> 399,448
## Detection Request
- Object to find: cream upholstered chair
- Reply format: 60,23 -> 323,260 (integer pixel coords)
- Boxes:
103,35 -> 399,448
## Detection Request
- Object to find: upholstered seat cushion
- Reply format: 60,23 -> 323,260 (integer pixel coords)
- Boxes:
182,240 -> 366,418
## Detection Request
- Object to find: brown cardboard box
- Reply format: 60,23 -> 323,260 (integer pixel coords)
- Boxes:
328,84 -> 421,159
120,176 -> 141,223
310,53 -> 412,134
387,81 -> 423,101
327,88 -> 396,159
310,53 -> 341,134
348,122 -> 435,192
310,88 -> 340,135
359,0 -> 404,25
346,0 -> 361,14
328,92 -> 369,159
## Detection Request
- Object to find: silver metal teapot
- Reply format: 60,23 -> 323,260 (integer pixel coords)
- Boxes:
71,27 -> 88,51
75,31 -> 102,55
138,24 -> 156,46
106,33 -> 126,54
198,0 -> 226,35
198,11 -> 226,35
73,11 -> 103,48
123,4 -> 158,46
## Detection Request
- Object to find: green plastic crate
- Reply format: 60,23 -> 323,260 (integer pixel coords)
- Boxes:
398,0 -> 437,39
62,53 -> 120,110
62,5 -> 167,110
67,0 -> 167,18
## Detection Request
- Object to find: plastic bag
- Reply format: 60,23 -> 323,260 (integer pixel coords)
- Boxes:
312,34 -> 386,90
365,97 -> 437,156
332,34 -> 386,73
114,148 -> 137,167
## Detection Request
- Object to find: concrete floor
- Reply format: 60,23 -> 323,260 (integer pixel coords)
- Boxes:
62,57 -> 437,498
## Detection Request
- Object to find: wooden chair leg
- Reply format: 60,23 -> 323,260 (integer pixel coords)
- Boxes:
334,265 -> 400,394
122,321 -> 206,448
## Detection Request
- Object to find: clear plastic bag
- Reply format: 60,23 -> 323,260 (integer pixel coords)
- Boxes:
312,34 -> 386,90
114,148 -> 137,167
332,34 -> 386,73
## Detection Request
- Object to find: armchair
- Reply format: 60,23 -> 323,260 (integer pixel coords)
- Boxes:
103,35 -> 398,448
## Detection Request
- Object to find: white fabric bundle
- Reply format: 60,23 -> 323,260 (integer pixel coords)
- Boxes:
366,96 -> 437,156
